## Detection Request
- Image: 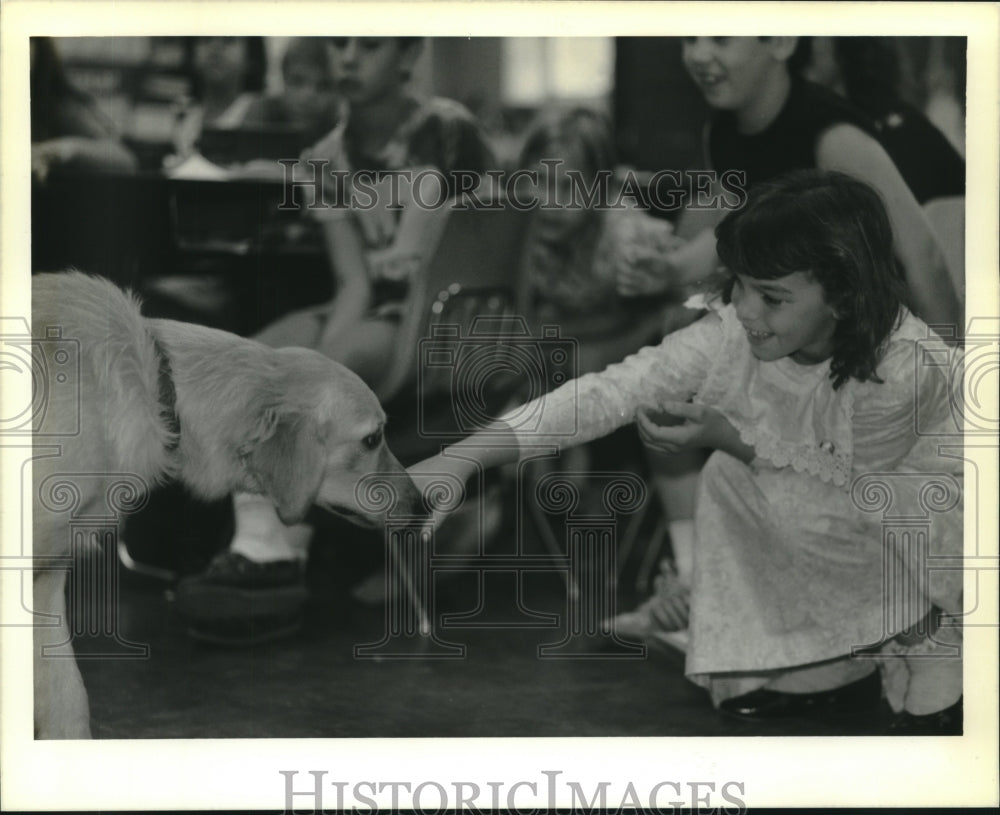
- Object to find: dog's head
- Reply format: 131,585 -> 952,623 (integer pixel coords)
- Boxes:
241,348 -> 422,527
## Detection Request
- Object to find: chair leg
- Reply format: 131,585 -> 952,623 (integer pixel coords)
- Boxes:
632,514 -> 669,594
527,485 -> 581,603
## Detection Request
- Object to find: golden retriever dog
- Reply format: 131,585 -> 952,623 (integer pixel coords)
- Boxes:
31,271 -> 421,739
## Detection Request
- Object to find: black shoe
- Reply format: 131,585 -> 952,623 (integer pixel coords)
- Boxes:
174,552 -> 307,646
887,697 -> 963,736
719,671 -> 882,720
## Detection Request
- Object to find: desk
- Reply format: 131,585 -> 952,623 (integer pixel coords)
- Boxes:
32,170 -> 174,288
32,170 -> 330,336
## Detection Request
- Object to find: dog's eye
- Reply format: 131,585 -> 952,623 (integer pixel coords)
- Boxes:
363,429 -> 383,450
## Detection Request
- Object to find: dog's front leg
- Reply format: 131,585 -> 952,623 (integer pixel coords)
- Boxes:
33,568 -> 92,739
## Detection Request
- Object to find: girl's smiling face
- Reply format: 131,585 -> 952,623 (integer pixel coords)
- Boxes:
682,37 -> 775,111
681,37 -> 796,132
730,270 -> 839,364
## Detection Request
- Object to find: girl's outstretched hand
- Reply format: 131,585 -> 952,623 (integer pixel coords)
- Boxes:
407,453 -> 479,530
637,401 -> 755,463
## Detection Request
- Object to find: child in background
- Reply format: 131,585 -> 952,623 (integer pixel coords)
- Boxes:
175,37 -> 494,644
249,37 -> 494,389
243,37 -> 340,150
30,37 -> 138,181
623,37 -> 962,334
517,107 -> 696,584
411,171 -> 963,733
169,36 -> 267,162
518,107 -> 687,375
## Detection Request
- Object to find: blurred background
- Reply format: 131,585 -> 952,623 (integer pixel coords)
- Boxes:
50,35 -> 966,172
33,35 -> 967,344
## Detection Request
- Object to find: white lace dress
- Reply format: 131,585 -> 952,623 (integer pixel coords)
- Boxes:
505,302 -> 963,710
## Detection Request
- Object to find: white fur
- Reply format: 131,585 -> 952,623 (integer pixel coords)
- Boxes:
31,272 -> 420,738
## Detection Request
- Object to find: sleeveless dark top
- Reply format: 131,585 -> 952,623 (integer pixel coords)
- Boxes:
861,97 -> 965,203
708,77 -> 964,204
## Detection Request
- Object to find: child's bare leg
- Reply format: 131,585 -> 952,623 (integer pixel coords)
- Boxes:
606,447 -> 706,642
230,493 -> 313,563
323,317 -> 400,400
253,305 -> 327,349
648,447 -> 707,586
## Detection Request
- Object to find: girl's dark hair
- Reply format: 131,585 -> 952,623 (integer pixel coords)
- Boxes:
518,106 -> 617,177
715,169 -> 905,389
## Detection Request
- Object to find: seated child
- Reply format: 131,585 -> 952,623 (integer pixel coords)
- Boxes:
518,107 -> 687,375
242,36 -> 340,151
624,36 -> 961,335
174,37 -> 495,644
410,170 -> 963,733
169,37 -> 268,163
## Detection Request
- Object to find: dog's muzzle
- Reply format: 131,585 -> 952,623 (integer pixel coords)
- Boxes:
351,449 -> 426,525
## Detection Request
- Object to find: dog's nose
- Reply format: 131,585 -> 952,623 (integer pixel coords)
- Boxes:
367,456 -> 428,521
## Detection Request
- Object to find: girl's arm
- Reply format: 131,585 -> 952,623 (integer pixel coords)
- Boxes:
409,310 -> 725,520
816,123 -> 962,338
316,216 -> 373,353
408,419 -> 523,521
364,168 -> 451,282
292,130 -> 375,349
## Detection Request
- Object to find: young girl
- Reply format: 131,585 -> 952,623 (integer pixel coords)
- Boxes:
175,36 -> 494,644
411,170 -> 963,732
517,107 -> 702,609
518,107 -> 687,375
169,37 -> 268,162
242,37 -> 340,152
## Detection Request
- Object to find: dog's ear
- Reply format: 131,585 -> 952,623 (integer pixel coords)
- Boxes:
246,411 -> 325,525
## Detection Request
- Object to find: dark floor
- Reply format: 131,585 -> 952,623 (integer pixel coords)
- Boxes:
73,503 -> 897,740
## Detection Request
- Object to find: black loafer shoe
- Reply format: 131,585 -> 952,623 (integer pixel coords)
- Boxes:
887,697 -> 963,736
197,551 -> 304,588
719,671 -> 882,720
174,552 -> 307,646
